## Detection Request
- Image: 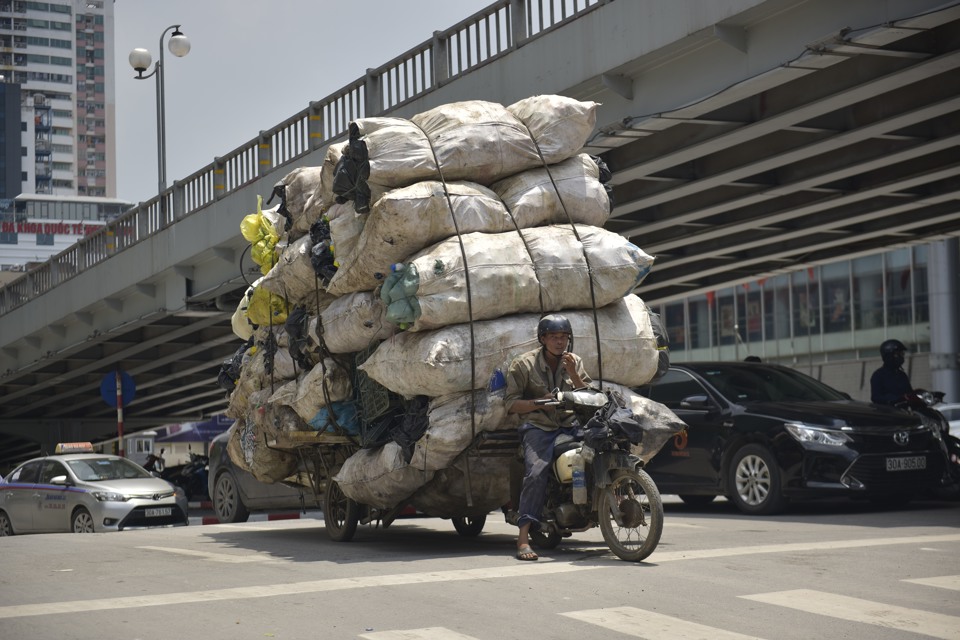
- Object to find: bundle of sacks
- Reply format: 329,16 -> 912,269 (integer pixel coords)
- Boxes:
219,94 -> 672,518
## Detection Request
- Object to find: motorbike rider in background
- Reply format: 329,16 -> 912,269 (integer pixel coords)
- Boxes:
504,314 -> 593,561
870,339 -> 913,406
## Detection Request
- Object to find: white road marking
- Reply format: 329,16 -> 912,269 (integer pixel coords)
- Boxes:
0,562 -> 595,619
648,533 -> 960,563
137,546 -> 271,563
741,589 -> 960,640
2,533 -> 959,619
562,606 -> 765,639
905,575 -> 960,591
359,628 -> 480,639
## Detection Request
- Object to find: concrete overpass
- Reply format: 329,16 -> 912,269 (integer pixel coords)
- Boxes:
1,0 -> 959,468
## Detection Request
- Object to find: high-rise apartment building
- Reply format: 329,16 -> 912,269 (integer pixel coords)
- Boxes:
0,0 -> 115,198
0,0 -> 126,280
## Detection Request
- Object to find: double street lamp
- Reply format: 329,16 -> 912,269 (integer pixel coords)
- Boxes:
128,25 -> 191,197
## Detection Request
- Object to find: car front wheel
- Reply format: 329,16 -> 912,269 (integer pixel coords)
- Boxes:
728,444 -> 785,515
0,510 -> 14,536
71,507 -> 96,533
213,472 -> 250,523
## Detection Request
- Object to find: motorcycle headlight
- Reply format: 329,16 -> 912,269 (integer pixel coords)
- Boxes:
785,423 -> 851,447
92,491 -> 129,502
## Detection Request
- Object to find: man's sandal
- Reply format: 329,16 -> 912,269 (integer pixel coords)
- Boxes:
516,544 -> 539,561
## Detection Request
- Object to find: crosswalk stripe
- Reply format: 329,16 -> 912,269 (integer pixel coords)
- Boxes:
740,589 -> 960,640
904,575 -> 960,591
0,561 -> 597,619
137,546 -> 272,563
561,606 -> 765,639
359,628 -> 480,639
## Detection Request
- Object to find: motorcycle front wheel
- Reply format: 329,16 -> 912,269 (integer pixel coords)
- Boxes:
597,468 -> 663,562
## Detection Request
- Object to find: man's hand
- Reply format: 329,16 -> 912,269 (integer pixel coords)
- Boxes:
561,352 -> 586,388
560,352 -> 577,376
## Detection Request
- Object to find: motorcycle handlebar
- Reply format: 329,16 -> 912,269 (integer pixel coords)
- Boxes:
533,398 -> 560,406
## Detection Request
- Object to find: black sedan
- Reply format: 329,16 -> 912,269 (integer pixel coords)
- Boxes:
635,362 -> 953,514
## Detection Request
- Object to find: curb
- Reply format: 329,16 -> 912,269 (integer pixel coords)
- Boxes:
199,512 -> 302,525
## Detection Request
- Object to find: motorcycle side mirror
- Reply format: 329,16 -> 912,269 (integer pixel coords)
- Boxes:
680,395 -> 714,410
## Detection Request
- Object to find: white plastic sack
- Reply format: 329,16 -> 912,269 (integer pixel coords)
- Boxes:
347,97 -> 597,190
359,295 -> 661,397
317,291 -> 397,354
325,181 -> 506,295
410,389 -> 516,473
334,443 -> 433,509
258,235 -> 336,307
491,153 -> 609,227
381,224 -> 654,331
408,454 -> 512,518
288,359 -> 353,424
274,166 -> 324,240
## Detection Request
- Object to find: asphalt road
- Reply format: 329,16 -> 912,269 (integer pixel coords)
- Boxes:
1,496 -> 958,640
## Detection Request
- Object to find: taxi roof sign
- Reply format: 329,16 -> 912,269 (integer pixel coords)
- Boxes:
55,442 -> 94,454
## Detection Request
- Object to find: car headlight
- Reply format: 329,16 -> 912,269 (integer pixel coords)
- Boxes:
91,491 -> 129,502
785,422 -> 851,446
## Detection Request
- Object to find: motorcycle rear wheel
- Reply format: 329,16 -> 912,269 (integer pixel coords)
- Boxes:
597,468 -> 663,562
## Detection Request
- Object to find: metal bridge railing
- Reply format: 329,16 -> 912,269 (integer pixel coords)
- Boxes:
0,0 -> 606,316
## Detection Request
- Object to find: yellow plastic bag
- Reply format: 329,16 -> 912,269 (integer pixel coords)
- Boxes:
245,285 -> 289,326
240,196 -> 280,275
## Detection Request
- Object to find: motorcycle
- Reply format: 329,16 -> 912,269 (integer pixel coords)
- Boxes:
161,450 -> 210,501
897,389 -> 960,498
143,448 -> 166,474
515,387 -> 672,562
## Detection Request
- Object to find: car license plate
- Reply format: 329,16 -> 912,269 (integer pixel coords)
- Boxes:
145,507 -> 172,517
886,456 -> 926,471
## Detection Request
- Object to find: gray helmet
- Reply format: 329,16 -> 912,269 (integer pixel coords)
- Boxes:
880,339 -> 907,367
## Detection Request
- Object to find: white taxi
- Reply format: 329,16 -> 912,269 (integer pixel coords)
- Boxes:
0,443 -> 189,534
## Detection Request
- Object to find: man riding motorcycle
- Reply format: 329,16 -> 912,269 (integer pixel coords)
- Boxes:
870,339 -> 913,406
504,314 -> 593,561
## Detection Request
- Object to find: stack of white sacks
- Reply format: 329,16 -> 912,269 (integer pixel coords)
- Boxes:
223,95 -> 664,518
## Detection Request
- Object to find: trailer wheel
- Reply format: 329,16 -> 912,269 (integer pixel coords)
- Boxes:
452,514 -> 486,537
324,480 -> 359,542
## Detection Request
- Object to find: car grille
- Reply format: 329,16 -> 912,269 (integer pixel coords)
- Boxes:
118,506 -> 188,529
843,452 -> 945,491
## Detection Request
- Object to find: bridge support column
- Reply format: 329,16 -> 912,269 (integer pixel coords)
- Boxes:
929,238 -> 960,402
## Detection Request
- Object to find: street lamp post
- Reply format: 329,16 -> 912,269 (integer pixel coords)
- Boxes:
128,25 -> 191,197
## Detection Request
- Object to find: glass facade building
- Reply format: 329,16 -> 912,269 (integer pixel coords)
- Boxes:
650,239 -> 959,403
